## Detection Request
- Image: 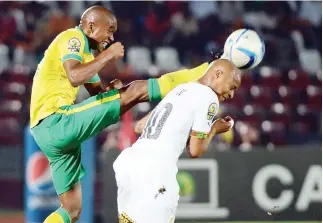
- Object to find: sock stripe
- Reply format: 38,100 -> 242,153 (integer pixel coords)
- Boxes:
148,78 -> 162,102
56,207 -> 72,223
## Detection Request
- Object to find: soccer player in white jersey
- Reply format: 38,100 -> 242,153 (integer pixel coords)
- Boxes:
113,59 -> 241,223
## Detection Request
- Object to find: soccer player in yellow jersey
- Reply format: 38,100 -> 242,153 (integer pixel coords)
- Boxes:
30,5 -> 221,223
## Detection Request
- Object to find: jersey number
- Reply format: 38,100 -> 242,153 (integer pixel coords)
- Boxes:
141,103 -> 173,139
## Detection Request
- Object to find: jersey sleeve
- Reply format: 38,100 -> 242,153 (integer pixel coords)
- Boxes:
191,90 -> 219,139
58,30 -> 85,64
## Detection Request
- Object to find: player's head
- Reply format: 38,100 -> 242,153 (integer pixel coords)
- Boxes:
200,59 -> 241,102
80,5 -> 117,52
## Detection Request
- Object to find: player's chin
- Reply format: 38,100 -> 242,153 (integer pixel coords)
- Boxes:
97,43 -> 108,52
219,96 -> 226,102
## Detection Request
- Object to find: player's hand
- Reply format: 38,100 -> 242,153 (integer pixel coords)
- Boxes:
213,116 -> 233,134
106,42 -> 124,60
105,79 -> 123,92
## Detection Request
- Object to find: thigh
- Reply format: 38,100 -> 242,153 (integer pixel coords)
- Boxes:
31,126 -> 85,196
54,89 -> 121,148
114,150 -> 132,215
115,170 -> 131,216
122,172 -> 179,223
122,187 -> 177,223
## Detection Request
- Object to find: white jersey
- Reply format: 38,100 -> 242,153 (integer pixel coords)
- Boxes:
113,82 -> 219,223
132,82 -> 219,164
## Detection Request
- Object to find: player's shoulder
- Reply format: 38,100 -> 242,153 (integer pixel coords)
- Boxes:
58,27 -> 85,44
61,27 -> 83,36
189,83 -> 219,118
185,82 -> 218,99
56,27 -> 88,55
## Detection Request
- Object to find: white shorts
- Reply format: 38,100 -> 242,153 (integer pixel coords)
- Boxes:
113,147 -> 179,223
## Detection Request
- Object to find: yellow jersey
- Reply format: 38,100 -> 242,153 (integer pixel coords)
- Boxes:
30,26 -> 100,128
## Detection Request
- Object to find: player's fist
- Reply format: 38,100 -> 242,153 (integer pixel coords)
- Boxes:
106,42 -> 124,60
213,116 -> 234,134
105,79 -> 124,92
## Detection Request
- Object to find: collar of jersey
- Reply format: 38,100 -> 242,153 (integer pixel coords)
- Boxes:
75,26 -> 91,54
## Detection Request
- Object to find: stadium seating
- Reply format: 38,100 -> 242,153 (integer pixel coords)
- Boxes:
127,46 -> 153,74
0,116 -> 21,146
299,49 -> 322,74
249,85 -> 273,109
0,1 -> 321,148
155,47 -> 181,72
288,69 -> 311,89
0,44 -> 10,73
259,67 -> 282,88
307,85 -> 322,111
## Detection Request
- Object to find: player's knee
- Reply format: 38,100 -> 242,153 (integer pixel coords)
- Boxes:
68,206 -> 82,222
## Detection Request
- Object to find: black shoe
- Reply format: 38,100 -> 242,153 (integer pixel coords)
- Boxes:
209,49 -> 224,63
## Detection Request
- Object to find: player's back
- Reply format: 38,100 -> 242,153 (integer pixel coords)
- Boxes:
113,82 -> 219,207
130,82 -> 218,166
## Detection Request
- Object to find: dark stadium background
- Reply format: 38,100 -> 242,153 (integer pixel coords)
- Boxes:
0,1 -> 321,223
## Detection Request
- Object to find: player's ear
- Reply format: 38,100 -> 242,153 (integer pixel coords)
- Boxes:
89,22 -> 94,34
215,70 -> 223,78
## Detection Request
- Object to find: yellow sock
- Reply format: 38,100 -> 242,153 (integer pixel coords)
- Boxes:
44,212 -> 64,223
157,62 -> 209,98
44,208 -> 71,223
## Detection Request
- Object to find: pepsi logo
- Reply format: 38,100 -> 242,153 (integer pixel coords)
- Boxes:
26,151 -> 55,194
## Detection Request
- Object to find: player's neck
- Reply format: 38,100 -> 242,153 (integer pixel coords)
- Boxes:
198,78 -> 218,95
198,76 -> 213,90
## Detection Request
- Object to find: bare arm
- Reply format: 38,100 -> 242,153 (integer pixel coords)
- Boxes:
188,117 -> 232,158
188,125 -> 217,158
63,42 -> 124,87
135,112 -> 151,134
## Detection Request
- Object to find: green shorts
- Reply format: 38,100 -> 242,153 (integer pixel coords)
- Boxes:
31,89 -> 121,195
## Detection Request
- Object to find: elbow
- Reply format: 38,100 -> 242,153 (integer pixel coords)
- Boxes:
70,81 -> 79,88
187,146 -> 204,158
67,72 -> 81,87
190,153 -> 200,159
134,122 -> 143,135
187,138 -> 208,158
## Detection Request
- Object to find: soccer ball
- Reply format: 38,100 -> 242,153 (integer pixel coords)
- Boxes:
222,29 -> 265,70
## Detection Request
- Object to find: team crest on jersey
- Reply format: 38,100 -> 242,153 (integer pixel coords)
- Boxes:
207,103 -> 217,120
68,38 -> 81,53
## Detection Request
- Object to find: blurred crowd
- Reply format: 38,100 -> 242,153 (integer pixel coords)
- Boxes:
0,1 -> 321,151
